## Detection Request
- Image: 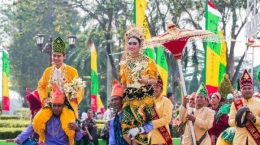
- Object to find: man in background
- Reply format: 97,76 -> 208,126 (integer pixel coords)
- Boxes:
127,76 -> 172,145
227,93 -> 234,104
167,92 -> 175,137
229,69 -> 260,145
82,109 -> 99,145
179,83 -> 214,145
103,106 -> 112,120
81,109 -> 88,121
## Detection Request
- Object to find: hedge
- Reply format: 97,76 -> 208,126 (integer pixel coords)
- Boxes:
0,127 -> 104,140
15,108 -> 31,120
0,115 -> 20,120
95,120 -> 107,124
0,115 -> 106,139
0,120 -> 30,128
0,128 -> 25,139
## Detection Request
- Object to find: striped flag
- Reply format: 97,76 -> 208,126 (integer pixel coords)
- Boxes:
90,41 -> 105,114
156,46 -> 168,96
2,45 -> 10,114
134,0 -> 168,95
218,31 -> 227,84
134,0 -> 155,60
204,0 -> 222,95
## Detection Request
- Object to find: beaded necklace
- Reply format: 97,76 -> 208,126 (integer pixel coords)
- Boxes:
52,118 -> 61,135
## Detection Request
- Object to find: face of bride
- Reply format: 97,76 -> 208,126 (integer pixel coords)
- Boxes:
127,37 -> 141,56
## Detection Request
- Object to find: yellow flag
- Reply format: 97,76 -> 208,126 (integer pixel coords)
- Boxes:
134,0 -> 151,39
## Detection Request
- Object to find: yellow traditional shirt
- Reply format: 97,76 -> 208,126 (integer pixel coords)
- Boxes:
150,95 -> 173,144
37,64 -> 84,118
119,56 -> 158,85
229,97 -> 260,145
179,106 -> 214,145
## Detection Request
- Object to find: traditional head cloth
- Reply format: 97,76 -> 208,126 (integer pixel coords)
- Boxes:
25,89 -> 42,119
211,92 -> 221,100
124,25 -> 145,49
111,79 -> 124,98
227,93 -> 234,100
156,75 -> 163,88
52,37 -> 66,54
189,92 -> 196,101
240,69 -> 253,89
196,82 -> 208,98
51,84 -> 65,104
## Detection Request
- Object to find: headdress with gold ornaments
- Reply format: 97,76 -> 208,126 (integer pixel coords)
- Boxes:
120,25 -> 148,73
124,25 -> 145,50
52,37 -> 66,54
240,69 -> 253,89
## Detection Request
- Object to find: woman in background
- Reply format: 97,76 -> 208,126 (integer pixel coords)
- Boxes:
6,88 -> 42,144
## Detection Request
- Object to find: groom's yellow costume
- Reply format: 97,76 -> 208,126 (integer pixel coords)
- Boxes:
32,37 -> 84,145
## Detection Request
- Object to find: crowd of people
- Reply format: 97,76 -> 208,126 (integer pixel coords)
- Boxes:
4,24 -> 260,145
176,69 -> 260,145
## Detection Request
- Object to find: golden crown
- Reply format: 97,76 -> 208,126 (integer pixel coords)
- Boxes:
124,25 -> 145,43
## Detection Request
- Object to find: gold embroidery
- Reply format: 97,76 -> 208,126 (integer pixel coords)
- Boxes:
243,73 -> 249,79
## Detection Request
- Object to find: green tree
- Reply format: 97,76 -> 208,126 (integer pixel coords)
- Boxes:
218,74 -> 234,99
4,0 -> 81,105
165,0 -> 249,85
63,0 -> 133,79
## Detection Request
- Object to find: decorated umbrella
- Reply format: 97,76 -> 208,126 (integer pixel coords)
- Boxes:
144,24 -> 215,145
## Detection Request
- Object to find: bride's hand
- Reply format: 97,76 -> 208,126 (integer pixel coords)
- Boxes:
138,78 -> 148,84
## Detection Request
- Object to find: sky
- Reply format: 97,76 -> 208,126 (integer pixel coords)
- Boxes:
235,23 -> 260,68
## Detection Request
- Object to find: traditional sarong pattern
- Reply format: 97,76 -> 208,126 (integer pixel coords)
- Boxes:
122,85 -> 155,145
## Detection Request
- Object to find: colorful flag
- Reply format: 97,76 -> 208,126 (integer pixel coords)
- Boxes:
134,0 -> 168,94
2,45 -> 10,114
90,41 -> 105,114
156,46 -> 168,96
204,0 -> 222,95
218,31 -> 227,84
134,0 -> 155,60
96,95 -> 105,114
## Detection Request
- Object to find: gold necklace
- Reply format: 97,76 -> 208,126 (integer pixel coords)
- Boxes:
126,54 -> 146,70
52,118 -> 61,135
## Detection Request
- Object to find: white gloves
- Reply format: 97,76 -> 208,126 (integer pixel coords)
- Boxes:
127,127 -> 144,140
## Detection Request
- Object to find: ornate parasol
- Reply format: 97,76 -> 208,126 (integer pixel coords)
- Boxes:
144,24 -> 215,145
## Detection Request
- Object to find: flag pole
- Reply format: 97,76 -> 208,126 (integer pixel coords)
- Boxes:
177,59 -> 196,145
